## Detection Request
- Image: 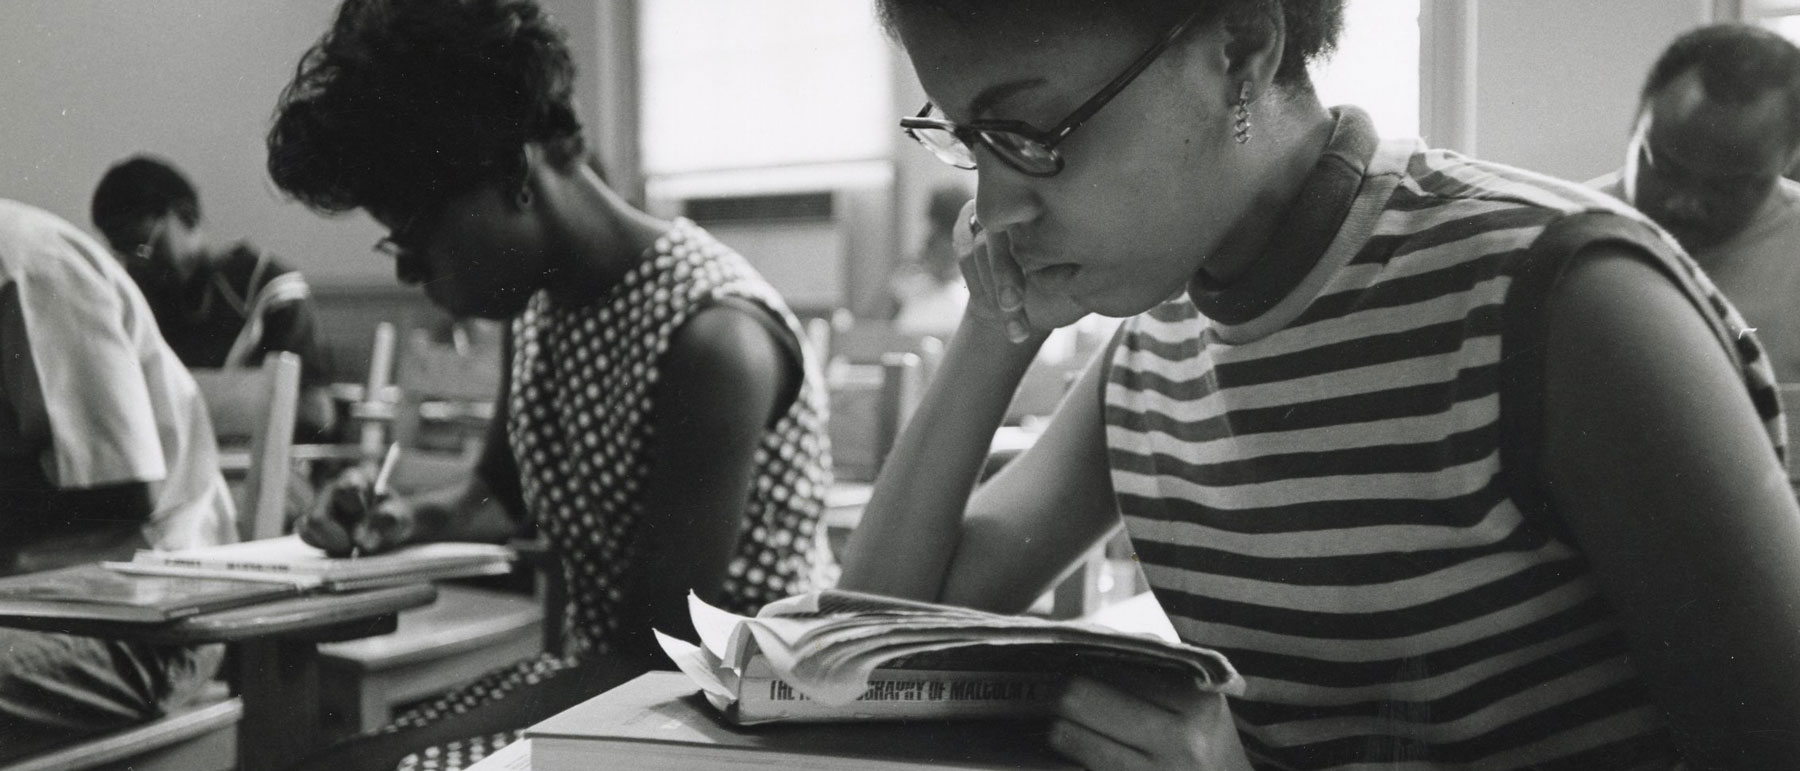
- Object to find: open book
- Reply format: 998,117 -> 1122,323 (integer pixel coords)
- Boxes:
115,534 -> 516,591
655,589 -> 1241,725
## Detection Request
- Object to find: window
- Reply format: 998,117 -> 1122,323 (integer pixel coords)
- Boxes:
637,0 -> 892,176
1308,0 -> 1423,139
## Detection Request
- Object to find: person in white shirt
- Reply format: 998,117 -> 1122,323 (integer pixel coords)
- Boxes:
0,198 -> 235,760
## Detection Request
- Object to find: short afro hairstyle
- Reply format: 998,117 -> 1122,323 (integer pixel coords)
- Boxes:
91,155 -> 202,245
266,0 -> 584,221
874,0 -> 1346,91
1641,23 -> 1800,141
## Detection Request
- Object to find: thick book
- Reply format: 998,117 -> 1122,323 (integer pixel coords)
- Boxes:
125,534 -> 516,591
655,589 -> 1241,725
0,563 -> 306,624
525,671 -> 1078,771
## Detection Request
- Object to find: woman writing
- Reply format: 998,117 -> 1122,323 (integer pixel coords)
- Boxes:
840,1 -> 1800,769
267,0 -> 831,767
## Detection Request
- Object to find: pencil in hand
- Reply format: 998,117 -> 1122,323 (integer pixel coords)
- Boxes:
352,443 -> 402,558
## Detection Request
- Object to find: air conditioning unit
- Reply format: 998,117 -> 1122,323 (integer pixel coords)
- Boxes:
645,162 -> 895,317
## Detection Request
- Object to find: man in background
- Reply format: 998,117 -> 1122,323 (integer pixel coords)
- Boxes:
1593,23 -> 1800,381
92,155 -> 337,437
0,198 -> 236,759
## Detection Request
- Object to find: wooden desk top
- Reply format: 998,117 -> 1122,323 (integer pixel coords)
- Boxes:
0,583 -> 438,644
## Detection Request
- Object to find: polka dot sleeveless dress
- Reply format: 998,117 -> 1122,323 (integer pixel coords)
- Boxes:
387,219 -> 832,771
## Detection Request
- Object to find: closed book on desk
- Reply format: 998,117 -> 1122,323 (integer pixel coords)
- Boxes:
0,563 -> 304,624
127,535 -> 515,591
525,671 -> 1077,771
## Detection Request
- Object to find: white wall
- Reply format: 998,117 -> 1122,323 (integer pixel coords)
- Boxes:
0,0 -> 604,289
0,0 -> 1731,286
0,1 -> 386,286
1469,0 -> 1715,182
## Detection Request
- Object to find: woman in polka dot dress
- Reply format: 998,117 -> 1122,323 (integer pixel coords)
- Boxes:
266,1 -> 832,769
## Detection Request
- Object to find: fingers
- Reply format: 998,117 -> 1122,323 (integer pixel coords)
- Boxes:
299,467 -> 373,556
985,228 -> 1033,343
1055,675 -> 1180,753
1054,674 -> 1253,771
1048,714 -> 1156,771
954,202 -> 1034,343
353,499 -> 416,554
296,508 -> 351,555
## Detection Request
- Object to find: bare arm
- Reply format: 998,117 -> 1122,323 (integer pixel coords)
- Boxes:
1543,248 -> 1800,769
609,304 -> 799,662
838,313 -> 1120,613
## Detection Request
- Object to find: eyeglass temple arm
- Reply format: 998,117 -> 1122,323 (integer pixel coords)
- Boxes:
1041,7 -> 1209,147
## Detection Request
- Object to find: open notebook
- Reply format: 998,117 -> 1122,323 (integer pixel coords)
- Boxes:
113,535 -> 516,591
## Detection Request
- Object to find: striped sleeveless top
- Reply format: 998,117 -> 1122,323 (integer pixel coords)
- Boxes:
1103,108 -> 1782,769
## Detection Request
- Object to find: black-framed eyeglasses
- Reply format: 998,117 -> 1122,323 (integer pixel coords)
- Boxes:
900,6 -> 1209,177
127,217 -> 169,261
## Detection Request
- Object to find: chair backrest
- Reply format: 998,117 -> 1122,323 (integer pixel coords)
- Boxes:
390,328 -> 504,461
827,352 -> 924,482
191,352 -> 301,541
827,319 -> 944,375
0,691 -> 240,771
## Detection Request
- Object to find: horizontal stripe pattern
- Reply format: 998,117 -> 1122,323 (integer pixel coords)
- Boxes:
1106,140 -> 1702,769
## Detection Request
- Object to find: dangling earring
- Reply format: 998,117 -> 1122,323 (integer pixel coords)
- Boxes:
1234,81 -> 1253,144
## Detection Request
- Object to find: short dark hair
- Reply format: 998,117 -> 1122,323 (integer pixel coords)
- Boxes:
266,0 -> 585,220
1641,23 -> 1800,136
91,155 -> 202,242
874,0 -> 1345,90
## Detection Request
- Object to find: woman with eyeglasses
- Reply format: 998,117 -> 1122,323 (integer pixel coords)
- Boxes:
266,0 -> 832,768
839,1 -> 1800,769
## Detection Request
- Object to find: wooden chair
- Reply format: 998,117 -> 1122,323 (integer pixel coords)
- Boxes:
390,327 -> 502,459
191,351 -> 303,542
0,683 -> 241,771
0,356 -> 301,771
317,328 -> 544,736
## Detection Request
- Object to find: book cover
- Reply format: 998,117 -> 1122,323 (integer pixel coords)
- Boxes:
656,589 -> 1240,726
526,671 -> 1077,771
0,563 -> 306,624
129,535 -> 515,590
727,662 -> 1064,724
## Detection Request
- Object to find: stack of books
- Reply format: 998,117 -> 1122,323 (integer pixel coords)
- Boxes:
516,589 -> 1240,770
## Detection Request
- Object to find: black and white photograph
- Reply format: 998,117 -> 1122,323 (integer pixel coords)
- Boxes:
0,1 -> 1796,769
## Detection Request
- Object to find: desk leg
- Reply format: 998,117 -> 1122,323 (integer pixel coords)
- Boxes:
236,638 -> 322,771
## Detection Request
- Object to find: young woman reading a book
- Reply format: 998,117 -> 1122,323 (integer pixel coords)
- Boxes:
267,1 -> 832,768
837,1 -> 1800,769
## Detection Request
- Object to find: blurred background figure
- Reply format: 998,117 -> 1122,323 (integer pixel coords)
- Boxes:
0,198 -> 233,761
1591,23 -> 1800,381
92,155 -> 337,438
888,185 -> 971,338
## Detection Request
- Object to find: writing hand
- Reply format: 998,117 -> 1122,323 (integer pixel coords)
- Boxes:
296,466 -> 417,556
1048,671 -> 1252,771
955,199 -> 1089,343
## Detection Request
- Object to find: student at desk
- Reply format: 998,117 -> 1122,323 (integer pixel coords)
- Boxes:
839,1 -> 1800,769
0,199 -> 236,760
266,0 -> 832,768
